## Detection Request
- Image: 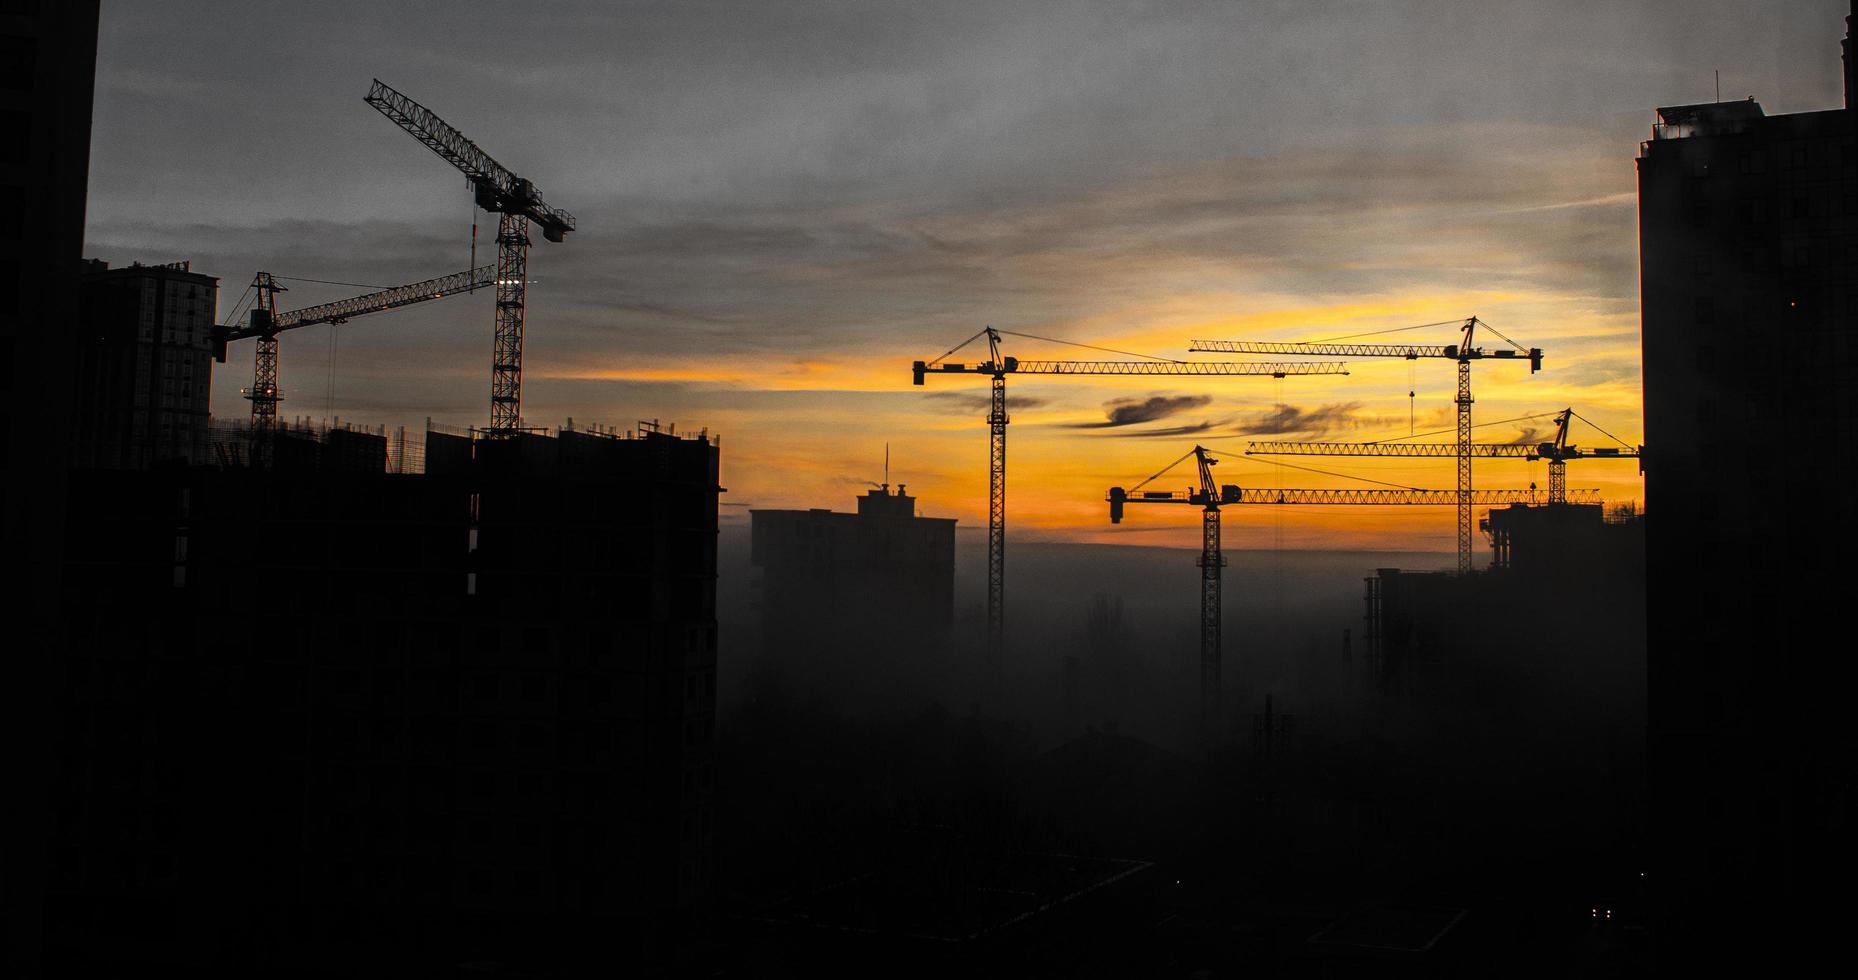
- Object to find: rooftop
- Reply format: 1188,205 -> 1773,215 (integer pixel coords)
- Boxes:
1651,99 -> 1766,140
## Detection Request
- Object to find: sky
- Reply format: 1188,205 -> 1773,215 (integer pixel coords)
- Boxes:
84,0 -> 1850,551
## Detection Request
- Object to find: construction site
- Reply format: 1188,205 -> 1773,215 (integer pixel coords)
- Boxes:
13,1 -> 1858,977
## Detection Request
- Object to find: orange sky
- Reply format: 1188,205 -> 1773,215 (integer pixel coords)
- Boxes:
528,286 -> 1646,554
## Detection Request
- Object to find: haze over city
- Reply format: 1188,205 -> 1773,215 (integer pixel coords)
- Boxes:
10,2 -> 1857,977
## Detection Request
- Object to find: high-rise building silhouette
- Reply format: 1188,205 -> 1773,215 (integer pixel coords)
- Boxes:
50,425 -> 722,974
72,258 -> 220,468
1637,4 -> 1858,967
2,3 -> 100,976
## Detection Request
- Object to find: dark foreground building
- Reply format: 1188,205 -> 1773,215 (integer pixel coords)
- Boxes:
2,4 -> 101,976
1638,4 -> 1858,969
48,425 -> 721,976
1360,504 -> 1647,902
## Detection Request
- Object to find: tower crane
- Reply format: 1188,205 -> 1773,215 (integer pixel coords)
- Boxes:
364,79 -> 576,434
1246,408 -> 1644,506
1190,316 -> 1544,575
1106,445 -> 1598,728
913,327 -> 1349,660
1531,408 -> 1643,504
212,265 -> 496,450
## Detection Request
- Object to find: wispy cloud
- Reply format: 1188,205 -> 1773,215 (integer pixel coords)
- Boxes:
1070,394 -> 1212,429
1108,421 -> 1223,438
1505,425 -> 1551,446
1234,402 -> 1368,437
923,391 -> 1049,413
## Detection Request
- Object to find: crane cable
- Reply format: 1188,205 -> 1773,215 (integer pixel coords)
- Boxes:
1122,445 -> 1432,495
1570,410 -> 1639,450
921,328 -> 990,368
219,283 -> 256,329
994,329 -> 1182,363
1313,319 -> 1464,343
274,275 -> 394,290
1125,447 -> 1199,494
922,327 -> 1183,367
1311,315 -> 1532,354
1472,317 -> 1533,355
1204,448 -> 1427,492
1364,410 -> 1563,445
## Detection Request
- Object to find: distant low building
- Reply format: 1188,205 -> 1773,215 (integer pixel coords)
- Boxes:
749,486 -> 956,690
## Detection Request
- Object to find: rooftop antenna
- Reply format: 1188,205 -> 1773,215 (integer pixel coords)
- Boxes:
1715,69 -> 1721,103
884,442 -> 891,492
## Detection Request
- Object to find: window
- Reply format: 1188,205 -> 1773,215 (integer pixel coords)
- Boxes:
0,34 -> 33,92
0,112 -> 27,164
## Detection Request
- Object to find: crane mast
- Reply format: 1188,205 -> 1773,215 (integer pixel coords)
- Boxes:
246,273 -> 285,445
365,79 -> 575,434
914,327 -> 1347,662
985,330 -> 1008,650
1193,449 -> 1224,728
1191,316 -> 1544,575
1102,446 -> 1229,732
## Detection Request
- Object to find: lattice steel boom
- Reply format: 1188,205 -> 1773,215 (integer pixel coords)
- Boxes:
1247,408 -> 1644,506
214,266 -> 495,458
365,79 -> 575,433
1110,486 -> 1598,507
1246,441 -> 1535,458
914,328 -> 1345,662
363,80 -> 574,240
218,265 -> 496,346
1191,317 -> 1544,575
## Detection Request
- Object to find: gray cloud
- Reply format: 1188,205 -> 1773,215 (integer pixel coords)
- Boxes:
922,391 -> 1049,414
1107,421 -> 1223,439
1506,426 -> 1553,446
80,0 -> 1847,437
1235,402 -> 1367,437
1071,395 -> 1213,429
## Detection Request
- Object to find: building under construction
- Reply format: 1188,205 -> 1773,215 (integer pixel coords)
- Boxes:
49,423 -> 722,974
70,258 -> 219,469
